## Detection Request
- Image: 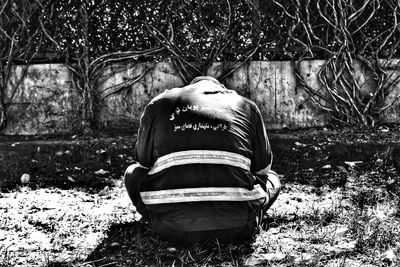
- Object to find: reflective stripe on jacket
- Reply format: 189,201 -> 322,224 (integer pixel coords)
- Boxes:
142,150 -> 267,204
141,184 -> 267,204
148,150 -> 251,175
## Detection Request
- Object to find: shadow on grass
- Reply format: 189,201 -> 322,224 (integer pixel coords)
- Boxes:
82,221 -> 255,266
271,137 -> 398,190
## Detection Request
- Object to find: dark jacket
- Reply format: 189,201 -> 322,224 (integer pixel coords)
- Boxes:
135,77 -> 272,231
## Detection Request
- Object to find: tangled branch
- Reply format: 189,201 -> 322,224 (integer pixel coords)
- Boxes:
3,0 -> 400,133
0,0 -> 47,131
145,0 -> 261,84
274,0 -> 400,126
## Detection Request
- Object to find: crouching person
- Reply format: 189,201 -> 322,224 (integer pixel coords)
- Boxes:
124,76 -> 281,245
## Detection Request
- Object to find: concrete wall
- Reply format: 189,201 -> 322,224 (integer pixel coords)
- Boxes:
224,61 -> 326,128
2,60 -> 399,135
4,64 -> 81,135
98,62 -> 185,132
380,59 -> 400,123
97,61 -> 330,132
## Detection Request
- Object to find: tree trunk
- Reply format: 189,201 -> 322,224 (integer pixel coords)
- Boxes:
251,0 -> 260,60
81,0 -> 95,134
0,62 -> 6,132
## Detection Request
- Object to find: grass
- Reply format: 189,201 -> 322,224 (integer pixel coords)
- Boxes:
2,172 -> 400,266
0,246 -> 14,267
1,134 -> 400,266
73,174 -> 400,266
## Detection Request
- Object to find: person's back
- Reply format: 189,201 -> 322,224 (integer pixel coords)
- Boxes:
125,76 -> 280,244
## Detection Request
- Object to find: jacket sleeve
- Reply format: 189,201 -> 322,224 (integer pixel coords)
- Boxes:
250,106 -> 273,176
134,103 -> 155,169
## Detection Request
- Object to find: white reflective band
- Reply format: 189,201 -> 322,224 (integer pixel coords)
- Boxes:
140,184 -> 267,204
148,150 -> 251,175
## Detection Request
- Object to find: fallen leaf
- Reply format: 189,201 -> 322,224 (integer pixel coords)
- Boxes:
167,247 -> 177,253
334,227 -> 348,235
294,253 -> 313,263
94,169 -> 109,175
98,186 -> 110,196
335,240 -> 357,250
244,252 -> 286,266
96,149 -> 107,154
268,227 -> 281,234
295,142 -> 306,147
375,158 -> 384,166
379,126 -> 389,132
337,166 -> 348,174
344,161 -> 363,168
110,242 -> 120,248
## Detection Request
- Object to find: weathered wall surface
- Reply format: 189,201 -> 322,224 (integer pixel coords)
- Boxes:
98,62 -> 185,132
2,60 -> 399,135
224,61 -> 327,128
381,59 -> 400,123
98,61 -> 330,131
4,64 -> 81,135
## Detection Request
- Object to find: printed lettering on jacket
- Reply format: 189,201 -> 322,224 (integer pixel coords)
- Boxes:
169,104 -> 229,132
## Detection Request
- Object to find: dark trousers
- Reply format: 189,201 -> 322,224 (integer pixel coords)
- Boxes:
153,219 -> 258,246
124,163 -> 150,220
124,164 -> 281,245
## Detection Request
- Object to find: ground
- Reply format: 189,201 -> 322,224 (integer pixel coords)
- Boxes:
1,125 -> 400,266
